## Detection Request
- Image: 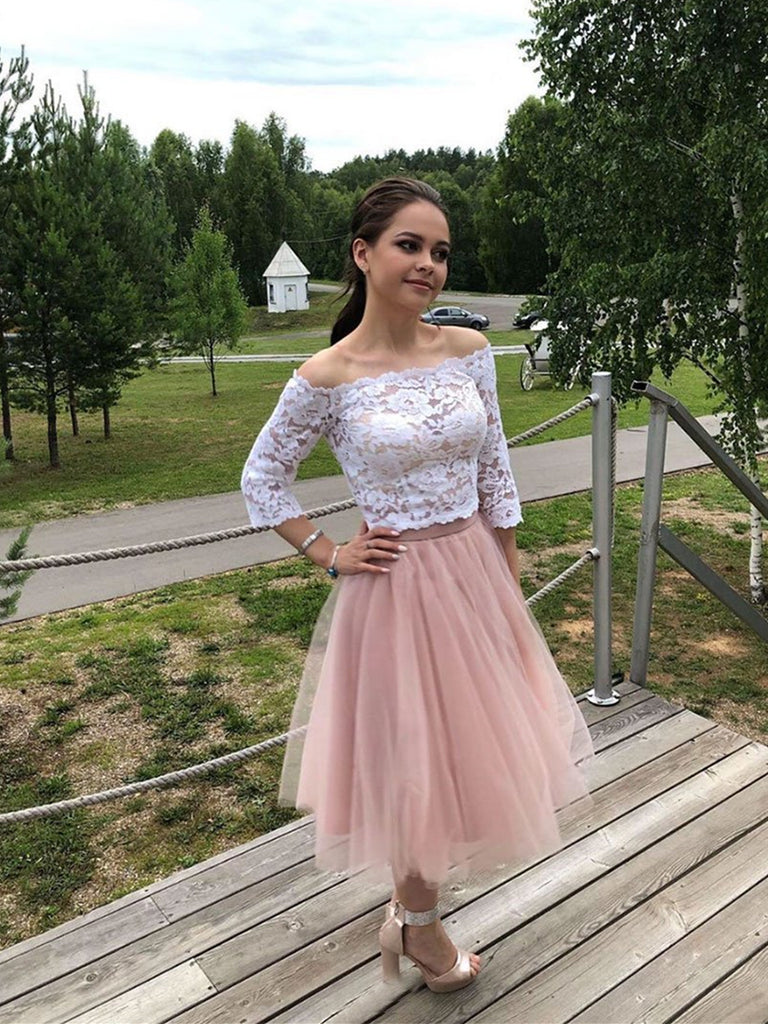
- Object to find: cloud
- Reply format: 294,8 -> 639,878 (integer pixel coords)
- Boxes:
4,0 -> 540,170
6,0 -> 532,87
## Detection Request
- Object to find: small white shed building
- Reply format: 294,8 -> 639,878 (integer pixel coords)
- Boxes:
262,242 -> 310,313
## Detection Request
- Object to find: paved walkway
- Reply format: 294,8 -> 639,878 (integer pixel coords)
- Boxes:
1,414 -> 735,623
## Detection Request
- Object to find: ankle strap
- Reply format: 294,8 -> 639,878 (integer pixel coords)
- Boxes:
396,900 -> 439,926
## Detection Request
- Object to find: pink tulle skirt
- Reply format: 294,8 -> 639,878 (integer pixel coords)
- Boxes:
279,512 -> 594,886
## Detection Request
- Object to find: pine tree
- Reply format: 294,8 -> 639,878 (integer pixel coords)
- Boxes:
0,47 -> 34,461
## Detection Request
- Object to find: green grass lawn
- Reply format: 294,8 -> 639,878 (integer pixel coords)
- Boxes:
1,461 -> 766,946
0,352 -> 717,529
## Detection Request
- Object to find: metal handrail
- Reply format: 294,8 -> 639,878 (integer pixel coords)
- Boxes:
629,381 -> 768,687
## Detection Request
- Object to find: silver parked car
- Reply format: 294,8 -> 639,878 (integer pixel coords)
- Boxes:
420,306 -> 490,330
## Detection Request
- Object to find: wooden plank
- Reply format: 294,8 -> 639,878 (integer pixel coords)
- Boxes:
584,709 -> 717,791
558,723 -> 749,844
151,816 -> 316,922
570,874 -> 768,1023
2,695 -> 755,1024
66,960 -> 216,1024
0,813 -> 313,967
170,908 -> 384,1024
0,899 -> 170,1006
0,686 -> 655,1013
589,695 -> 684,753
0,686 -> 640,974
263,739 -> 768,1024
467,788 -> 768,1022
674,943 -> 768,1024
0,687 -> 638,973
576,686 -> 659,726
0,857 -> 346,1024
181,729 -> 759,1024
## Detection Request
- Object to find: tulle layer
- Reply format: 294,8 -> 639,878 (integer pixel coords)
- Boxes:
279,512 -> 594,886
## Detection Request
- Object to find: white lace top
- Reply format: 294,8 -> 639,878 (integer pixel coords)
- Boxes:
241,344 -> 522,532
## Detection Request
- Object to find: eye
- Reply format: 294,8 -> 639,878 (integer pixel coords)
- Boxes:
433,249 -> 450,263
397,240 -> 419,252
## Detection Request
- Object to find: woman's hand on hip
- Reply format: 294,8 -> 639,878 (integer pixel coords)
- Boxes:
336,522 -> 407,575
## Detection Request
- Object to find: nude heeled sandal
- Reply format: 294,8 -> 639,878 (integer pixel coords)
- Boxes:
378,899 -> 475,993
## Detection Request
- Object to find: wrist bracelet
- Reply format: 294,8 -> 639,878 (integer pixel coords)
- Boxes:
298,527 -> 323,555
327,545 -> 341,578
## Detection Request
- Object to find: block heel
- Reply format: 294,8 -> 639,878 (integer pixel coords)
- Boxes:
377,899 -> 476,993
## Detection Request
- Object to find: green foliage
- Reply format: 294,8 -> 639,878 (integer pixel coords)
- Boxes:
477,96 -> 559,293
149,130 -> 203,254
0,525 -> 33,619
219,117 -> 299,304
6,75 -> 174,464
169,206 -> 248,395
522,0 -> 768,455
0,47 -> 34,464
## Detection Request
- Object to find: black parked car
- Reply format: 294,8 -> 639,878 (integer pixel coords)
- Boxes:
420,306 -> 490,330
513,309 -> 544,330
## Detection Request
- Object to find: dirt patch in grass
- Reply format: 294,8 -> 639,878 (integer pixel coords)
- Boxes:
557,617 -> 594,641
64,701 -> 156,794
696,635 -> 754,658
662,496 -> 747,536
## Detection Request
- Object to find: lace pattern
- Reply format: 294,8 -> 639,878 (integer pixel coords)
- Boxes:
241,345 -> 522,530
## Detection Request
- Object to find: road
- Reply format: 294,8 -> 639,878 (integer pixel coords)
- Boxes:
310,283 -> 527,331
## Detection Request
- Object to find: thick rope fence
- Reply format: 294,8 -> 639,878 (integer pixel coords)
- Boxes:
0,394 -> 612,826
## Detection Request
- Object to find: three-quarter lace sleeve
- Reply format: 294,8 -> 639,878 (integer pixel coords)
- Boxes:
241,373 -> 331,528
467,346 -> 523,527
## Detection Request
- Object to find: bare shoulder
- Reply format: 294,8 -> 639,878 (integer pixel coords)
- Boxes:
295,346 -> 345,389
441,326 -> 489,359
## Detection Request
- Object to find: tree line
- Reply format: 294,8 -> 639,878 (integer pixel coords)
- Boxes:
0,48 -> 548,471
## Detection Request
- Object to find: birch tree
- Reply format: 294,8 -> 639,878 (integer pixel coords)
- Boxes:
523,0 -> 768,602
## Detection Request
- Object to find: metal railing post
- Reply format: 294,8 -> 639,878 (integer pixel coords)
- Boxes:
630,398 -> 668,686
587,371 -> 619,705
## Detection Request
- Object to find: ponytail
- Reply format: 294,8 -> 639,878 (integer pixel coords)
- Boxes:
330,261 -> 366,345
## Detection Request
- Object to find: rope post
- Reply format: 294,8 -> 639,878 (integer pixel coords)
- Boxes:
630,397 -> 668,687
587,371 -> 619,705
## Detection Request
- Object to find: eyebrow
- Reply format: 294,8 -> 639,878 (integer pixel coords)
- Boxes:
395,230 -> 451,248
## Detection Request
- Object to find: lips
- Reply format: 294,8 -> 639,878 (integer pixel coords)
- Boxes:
405,279 -> 432,290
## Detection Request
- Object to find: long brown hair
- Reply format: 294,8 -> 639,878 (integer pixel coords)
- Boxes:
330,177 -> 447,345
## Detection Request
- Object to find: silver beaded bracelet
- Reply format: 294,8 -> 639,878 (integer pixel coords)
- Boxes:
298,527 -> 324,554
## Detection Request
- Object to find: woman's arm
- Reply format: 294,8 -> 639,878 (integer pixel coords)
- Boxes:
273,516 -> 403,576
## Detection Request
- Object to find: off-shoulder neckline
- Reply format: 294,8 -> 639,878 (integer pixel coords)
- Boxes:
292,344 -> 490,395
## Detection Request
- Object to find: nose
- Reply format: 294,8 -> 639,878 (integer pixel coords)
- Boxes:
415,251 -> 434,272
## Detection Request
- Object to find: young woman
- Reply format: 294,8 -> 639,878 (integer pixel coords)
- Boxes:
241,177 -> 593,993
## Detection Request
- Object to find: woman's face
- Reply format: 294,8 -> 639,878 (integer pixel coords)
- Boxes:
353,200 -> 450,313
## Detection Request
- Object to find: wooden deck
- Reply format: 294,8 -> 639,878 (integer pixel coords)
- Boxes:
2,681 -> 768,1024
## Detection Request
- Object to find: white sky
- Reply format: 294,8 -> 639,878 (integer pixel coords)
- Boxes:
4,0 -> 542,171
